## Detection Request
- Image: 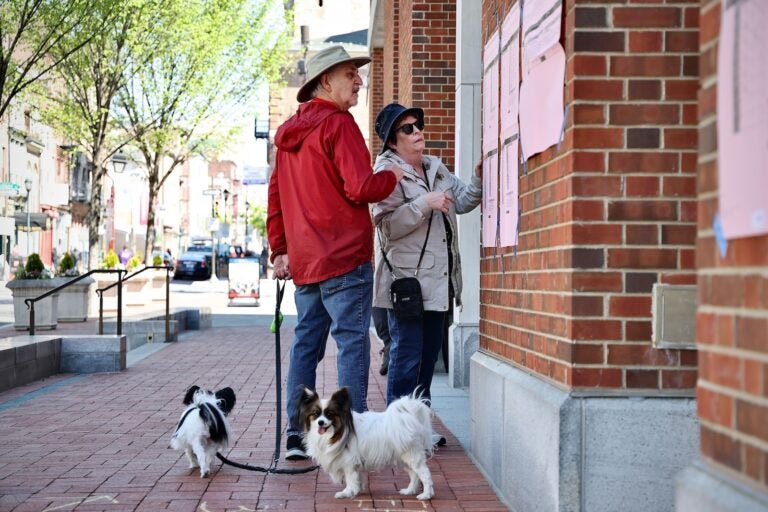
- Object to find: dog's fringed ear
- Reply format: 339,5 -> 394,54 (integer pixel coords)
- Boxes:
297,386 -> 319,432
329,387 -> 355,437
215,387 -> 237,415
183,385 -> 200,405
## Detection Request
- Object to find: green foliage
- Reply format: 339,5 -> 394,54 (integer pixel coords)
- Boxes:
115,0 -> 293,259
14,253 -> 51,280
58,252 -> 79,277
250,204 -> 267,237
152,254 -> 163,266
102,249 -> 119,269
0,0 -> 104,122
127,255 -> 142,271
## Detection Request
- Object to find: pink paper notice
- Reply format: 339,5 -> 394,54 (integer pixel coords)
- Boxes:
482,153 -> 499,247
500,4 -> 520,143
522,0 -> 563,67
483,30 -> 500,155
519,43 -> 565,160
499,4 -> 521,247
717,0 -> 768,239
499,142 -> 519,247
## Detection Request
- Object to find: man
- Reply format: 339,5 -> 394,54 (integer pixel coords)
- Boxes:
267,45 -> 403,460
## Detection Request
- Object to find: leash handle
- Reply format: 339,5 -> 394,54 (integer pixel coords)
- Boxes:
273,279 -> 286,466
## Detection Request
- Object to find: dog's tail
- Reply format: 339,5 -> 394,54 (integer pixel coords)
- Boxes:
387,394 -> 433,453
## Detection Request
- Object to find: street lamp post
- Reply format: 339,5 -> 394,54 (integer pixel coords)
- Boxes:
244,200 -> 250,252
24,178 -> 32,256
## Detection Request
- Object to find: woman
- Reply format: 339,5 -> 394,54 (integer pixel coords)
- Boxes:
372,103 -> 482,445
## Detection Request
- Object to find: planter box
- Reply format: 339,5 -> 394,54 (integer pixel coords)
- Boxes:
54,276 -> 95,322
151,269 -> 170,302
125,274 -> 150,306
6,279 -> 60,330
91,273 -> 120,315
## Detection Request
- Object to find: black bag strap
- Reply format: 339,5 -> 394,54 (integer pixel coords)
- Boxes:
379,214 -> 433,278
378,167 -> 433,278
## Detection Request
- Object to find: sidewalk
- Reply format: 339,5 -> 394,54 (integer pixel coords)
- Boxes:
0,312 -> 508,511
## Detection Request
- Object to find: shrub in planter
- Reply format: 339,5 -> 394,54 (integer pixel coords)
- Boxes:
127,255 -> 142,272
102,249 -> 119,269
57,252 -> 79,277
7,253 -> 57,329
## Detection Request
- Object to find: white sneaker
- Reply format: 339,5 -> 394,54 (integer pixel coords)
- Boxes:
431,431 -> 446,447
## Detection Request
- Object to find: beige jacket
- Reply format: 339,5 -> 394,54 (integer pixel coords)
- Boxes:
372,151 -> 482,311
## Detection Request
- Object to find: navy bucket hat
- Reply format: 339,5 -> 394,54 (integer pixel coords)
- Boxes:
374,102 -> 425,154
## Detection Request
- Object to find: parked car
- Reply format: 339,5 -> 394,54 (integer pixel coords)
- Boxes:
173,252 -> 212,280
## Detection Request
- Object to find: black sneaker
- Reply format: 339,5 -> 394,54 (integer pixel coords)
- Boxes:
379,345 -> 390,376
285,434 -> 308,461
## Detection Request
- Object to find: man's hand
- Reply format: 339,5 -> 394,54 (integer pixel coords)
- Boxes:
273,254 -> 291,280
386,165 -> 405,182
475,160 -> 483,178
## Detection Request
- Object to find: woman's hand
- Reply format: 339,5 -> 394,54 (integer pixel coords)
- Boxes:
474,160 -> 483,178
425,191 -> 454,213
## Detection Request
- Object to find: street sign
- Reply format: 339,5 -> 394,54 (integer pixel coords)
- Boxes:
203,188 -> 221,196
242,166 -> 269,185
0,182 -> 20,197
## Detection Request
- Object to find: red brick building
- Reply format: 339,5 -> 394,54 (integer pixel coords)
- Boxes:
369,0 -> 767,510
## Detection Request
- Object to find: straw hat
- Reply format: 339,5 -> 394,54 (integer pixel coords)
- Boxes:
297,45 -> 371,103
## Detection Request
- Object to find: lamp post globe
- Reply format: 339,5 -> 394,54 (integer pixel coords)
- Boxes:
24,178 -> 32,256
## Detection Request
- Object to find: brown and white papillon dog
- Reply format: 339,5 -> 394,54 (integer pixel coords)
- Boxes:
170,385 -> 236,478
297,386 -> 434,500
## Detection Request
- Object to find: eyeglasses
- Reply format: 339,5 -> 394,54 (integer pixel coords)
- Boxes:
396,120 -> 424,135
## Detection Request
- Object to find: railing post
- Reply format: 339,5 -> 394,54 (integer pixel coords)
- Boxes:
98,291 -> 104,335
165,267 -> 170,342
29,302 -> 35,336
117,270 -> 123,336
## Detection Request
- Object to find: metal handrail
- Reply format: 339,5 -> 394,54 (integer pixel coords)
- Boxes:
25,269 -> 125,335
96,265 -> 172,340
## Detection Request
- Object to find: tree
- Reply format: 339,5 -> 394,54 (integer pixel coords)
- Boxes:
0,0 -> 100,123
40,0 -> 156,269
117,0 -> 291,261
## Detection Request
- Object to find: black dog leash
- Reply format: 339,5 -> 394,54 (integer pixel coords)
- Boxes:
216,279 -> 319,474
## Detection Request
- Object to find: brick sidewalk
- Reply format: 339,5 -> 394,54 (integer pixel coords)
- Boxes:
0,319 -> 508,511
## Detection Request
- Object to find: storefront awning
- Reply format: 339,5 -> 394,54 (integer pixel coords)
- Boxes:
14,212 -> 50,231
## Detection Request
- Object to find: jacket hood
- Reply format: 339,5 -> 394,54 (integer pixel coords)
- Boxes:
274,99 -> 343,152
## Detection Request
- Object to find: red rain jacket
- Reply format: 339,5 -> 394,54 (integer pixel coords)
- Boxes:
267,98 -> 397,285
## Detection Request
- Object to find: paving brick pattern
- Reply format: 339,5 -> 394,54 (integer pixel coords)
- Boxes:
0,320 -> 508,511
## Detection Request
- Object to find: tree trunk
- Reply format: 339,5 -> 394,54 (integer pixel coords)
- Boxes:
144,172 -> 159,263
86,154 -> 104,270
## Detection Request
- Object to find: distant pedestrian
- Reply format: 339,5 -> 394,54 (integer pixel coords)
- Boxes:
267,45 -> 404,461
118,245 -> 133,266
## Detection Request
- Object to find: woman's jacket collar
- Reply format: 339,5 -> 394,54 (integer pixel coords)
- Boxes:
378,149 -> 442,188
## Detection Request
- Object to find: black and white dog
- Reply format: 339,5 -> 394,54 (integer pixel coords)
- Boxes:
170,385 -> 236,477
298,386 -> 434,500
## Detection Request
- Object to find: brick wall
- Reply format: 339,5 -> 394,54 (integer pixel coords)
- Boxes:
479,0 -> 699,391
696,0 -> 768,491
383,0 -> 400,105
369,47 -> 385,160
373,0 -> 457,170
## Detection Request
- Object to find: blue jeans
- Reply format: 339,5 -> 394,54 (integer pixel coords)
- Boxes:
386,309 -> 447,405
286,263 -> 373,436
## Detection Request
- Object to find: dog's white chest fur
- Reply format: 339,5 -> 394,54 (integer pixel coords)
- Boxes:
298,387 -> 435,500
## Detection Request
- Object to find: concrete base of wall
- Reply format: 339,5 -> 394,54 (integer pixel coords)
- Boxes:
470,352 -> 699,512
60,335 -> 126,373
448,321 -> 478,388
676,460 -> 768,512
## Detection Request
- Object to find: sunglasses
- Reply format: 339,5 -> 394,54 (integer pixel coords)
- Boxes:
396,120 -> 424,135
